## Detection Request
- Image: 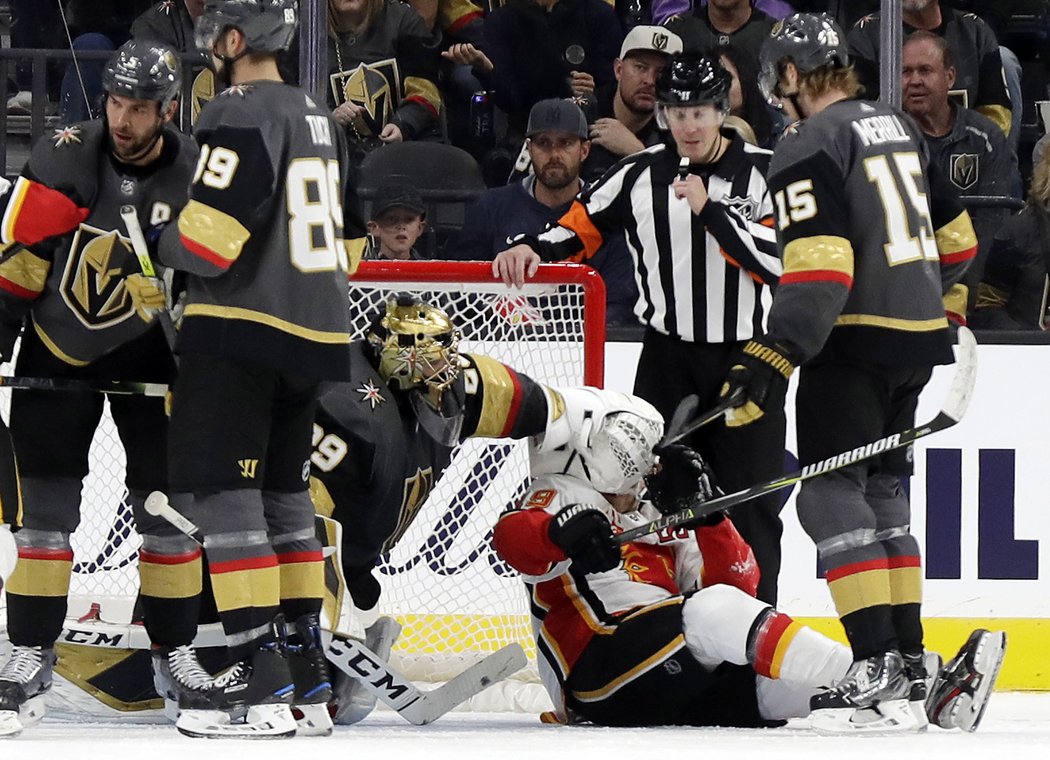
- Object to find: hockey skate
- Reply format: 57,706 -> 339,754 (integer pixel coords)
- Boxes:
0,646 -> 56,738
151,644 -> 217,721
331,616 -> 402,725
176,630 -> 297,739
285,613 -> 333,736
810,650 -> 923,734
926,629 -> 1006,731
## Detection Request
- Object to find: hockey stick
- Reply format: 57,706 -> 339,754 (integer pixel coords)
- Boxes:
326,635 -> 527,725
657,388 -> 745,449
119,205 -> 178,351
617,327 -> 978,545
0,375 -> 168,397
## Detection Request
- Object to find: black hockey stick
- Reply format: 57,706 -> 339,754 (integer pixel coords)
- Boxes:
657,388 -> 745,449
0,375 -> 168,397
617,327 -> 978,545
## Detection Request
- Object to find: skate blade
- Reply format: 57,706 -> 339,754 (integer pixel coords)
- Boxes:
949,630 -> 1007,732
294,702 -> 333,736
812,699 -> 924,735
332,616 -> 402,726
0,709 -> 23,738
176,704 -> 297,739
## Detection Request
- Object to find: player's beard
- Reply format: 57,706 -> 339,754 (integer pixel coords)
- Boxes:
109,123 -> 163,164
902,0 -> 933,12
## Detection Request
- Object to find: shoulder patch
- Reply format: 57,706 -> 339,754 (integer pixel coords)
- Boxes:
356,379 -> 387,409
51,125 -> 83,148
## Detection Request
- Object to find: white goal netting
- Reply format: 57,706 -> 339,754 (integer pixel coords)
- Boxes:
0,261 -> 606,709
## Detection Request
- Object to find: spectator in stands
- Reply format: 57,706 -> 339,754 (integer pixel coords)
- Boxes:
448,99 -> 638,325
848,0 -> 1013,137
654,0 -> 795,25
130,1 -> 210,126
366,185 -> 430,260
663,0 -> 776,63
463,0 -> 624,140
970,143 -> 1050,331
582,25 -> 683,183
320,0 -> 443,158
901,30 -> 1017,318
719,43 -> 779,149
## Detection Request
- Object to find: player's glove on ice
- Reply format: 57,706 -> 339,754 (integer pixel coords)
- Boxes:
124,273 -> 166,323
548,505 -> 621,574
720,336 -> 796,428
645,444 -> 721,525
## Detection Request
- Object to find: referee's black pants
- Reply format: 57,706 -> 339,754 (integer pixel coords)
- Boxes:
634,328 -> 787,605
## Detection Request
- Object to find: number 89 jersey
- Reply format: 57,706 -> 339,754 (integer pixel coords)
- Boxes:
765,99 -> 977,368
159,80 -> 355,380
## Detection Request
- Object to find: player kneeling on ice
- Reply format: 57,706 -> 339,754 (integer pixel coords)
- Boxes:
492,389 -> 1005,732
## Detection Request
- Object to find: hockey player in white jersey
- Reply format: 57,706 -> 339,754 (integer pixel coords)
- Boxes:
493,389 -> 1005,732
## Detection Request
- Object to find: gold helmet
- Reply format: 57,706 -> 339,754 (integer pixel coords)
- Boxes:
367,294 -> 461,392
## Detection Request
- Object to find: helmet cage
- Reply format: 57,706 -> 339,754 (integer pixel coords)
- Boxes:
368,297 -> 462,393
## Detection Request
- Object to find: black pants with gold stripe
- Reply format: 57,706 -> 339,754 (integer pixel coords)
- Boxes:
564,598 -> 777,728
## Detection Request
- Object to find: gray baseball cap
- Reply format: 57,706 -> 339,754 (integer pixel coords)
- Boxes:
525,99 -> 588,139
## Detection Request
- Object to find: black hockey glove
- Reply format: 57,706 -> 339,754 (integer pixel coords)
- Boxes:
645,444 -> 720,516
547,505 -> 621,574
720,336 -> 796,428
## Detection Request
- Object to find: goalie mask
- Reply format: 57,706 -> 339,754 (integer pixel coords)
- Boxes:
531,388 -> 664,493
366,294 -> 462,392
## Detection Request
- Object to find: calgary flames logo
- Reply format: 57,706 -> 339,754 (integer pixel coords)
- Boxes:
60,223 -> 138,328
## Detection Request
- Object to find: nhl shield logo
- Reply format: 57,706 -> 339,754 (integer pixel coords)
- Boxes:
950,153 -> 979,191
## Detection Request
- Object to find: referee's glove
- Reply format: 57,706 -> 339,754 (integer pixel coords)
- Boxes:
720,336 -> 796,428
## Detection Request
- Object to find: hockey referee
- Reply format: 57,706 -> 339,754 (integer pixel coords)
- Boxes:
493,52 -> 786,605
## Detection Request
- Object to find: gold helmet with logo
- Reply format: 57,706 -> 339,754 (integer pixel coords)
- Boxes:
367,294 -> 461,392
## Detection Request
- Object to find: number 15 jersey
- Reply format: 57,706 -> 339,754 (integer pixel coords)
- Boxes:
160,80 -> 355,380
765,98 -> 978,368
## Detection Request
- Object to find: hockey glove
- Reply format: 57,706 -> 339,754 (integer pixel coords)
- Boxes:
645,444 -> 720,518
547,505 -> 621,574
124,273 -> 166,323
720,337 -> 796,428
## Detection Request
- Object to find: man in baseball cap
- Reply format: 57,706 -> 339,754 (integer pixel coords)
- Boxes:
583,25 -> 684,181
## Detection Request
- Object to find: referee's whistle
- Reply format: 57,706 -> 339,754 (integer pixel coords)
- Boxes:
678,157 -> 689,181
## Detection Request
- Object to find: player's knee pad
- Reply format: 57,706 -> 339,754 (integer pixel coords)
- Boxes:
867,472 -> 911,531
682,584 -> 770,669
18,476 -> 83,533
262,490 -> 316,543
795,471 -> 878,555
190,489 -> 267,535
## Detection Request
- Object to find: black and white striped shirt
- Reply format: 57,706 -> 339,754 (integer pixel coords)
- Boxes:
532,135 -> 780,343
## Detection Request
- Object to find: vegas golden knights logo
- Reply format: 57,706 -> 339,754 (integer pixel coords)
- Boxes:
382,466 -> 434,553
950,153 -> 979,191
651,32 -> 669,51
60,223 -> 137,328
330,58 -> 401,138
238,458 -> 259,479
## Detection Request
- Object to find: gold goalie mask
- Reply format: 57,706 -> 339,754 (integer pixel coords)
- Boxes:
366,294 -> 467,444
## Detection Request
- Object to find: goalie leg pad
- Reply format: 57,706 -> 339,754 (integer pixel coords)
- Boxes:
331,616 -> 402,725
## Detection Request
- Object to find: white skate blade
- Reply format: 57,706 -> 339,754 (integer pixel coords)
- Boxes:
812,698 -> 924,735
294,702 -> 333,736
0,709 -> 23,738
176,704 -> 297,739
333,616 -> 402,725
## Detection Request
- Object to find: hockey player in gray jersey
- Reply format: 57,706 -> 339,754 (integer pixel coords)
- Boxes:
0,39 -> 200,738
147,0 -> 360,740
720,13 -> 1002,734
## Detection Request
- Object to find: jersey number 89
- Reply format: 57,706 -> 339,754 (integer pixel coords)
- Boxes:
287,157 -> 348,273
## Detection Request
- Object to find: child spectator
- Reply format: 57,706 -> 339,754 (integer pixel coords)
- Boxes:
367,185 -> 430,260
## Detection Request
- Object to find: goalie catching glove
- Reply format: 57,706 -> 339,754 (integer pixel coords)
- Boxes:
548,504 -> 621,574
719,336 -> 796,428
645,444 -> 723,527
124,273 -> 166,323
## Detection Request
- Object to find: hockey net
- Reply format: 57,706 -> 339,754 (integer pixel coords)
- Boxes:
0,261 -> 606,712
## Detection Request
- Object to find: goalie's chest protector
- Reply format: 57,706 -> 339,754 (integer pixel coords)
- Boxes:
315,343 -> 455,564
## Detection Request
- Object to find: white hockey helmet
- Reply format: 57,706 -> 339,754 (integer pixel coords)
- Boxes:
530,388 -> 664,493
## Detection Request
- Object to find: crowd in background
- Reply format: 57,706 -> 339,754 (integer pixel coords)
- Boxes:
3,0 -> 1050,328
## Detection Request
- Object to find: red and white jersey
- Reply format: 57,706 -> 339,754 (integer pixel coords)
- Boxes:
492,473 -> 758,705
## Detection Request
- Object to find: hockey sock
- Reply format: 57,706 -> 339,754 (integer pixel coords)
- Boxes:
138,533 -> 203,648
747,608 -> 852,687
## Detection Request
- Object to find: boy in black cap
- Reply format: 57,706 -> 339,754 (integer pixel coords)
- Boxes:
366,185 -> 429,260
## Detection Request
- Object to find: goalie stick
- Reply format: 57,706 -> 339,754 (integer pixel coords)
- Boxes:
0,375 -> 167,396
618,327 -> 978,545
119,204 -> 178,351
